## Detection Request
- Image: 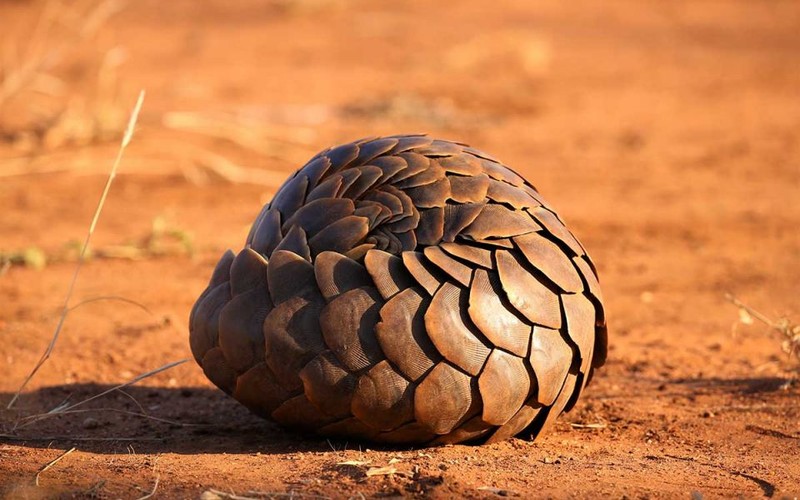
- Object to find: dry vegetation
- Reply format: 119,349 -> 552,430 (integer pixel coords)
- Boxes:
2,89 -> 190,414
0,0 -> 129,152
727,294 -> 800,375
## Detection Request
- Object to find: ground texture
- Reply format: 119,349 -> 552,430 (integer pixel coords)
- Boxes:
1,0 -> 799,498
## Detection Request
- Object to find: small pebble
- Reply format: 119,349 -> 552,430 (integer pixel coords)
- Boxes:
82,417 -> 100,430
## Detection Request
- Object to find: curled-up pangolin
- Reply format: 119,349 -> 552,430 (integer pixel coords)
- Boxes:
190,135 -> 607,445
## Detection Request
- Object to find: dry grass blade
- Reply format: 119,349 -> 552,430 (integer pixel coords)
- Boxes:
245,492 -> 331,500
365,465 -> 400,477
12,358 -> 187,431
725,293 -> 800,363
16,405 -> 198,428
569,422 -> 607,429
35,446 -> 76,486
68,295 -> 153,315
0,154 -> 177,178
201,489 -> 331,500
201,489 -> 260,500
336,460 -> 371,466
193,149 -> 288,186
162,110 -> 316,148
135,476 -> 160,500
6,90 -> 145,410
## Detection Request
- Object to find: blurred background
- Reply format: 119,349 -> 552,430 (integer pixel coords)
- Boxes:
0,0 -> 798,496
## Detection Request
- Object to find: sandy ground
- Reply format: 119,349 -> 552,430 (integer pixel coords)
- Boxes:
1,0 -> 799,498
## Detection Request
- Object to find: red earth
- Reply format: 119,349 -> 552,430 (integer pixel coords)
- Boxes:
1,0 -> 798,498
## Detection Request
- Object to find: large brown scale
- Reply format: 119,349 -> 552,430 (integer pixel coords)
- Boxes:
189,135 -> 607,445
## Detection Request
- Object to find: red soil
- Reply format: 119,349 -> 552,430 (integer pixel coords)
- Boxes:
1,0 -> 798,497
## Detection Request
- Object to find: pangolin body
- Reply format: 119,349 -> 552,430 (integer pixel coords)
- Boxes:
189,134 -> 607,445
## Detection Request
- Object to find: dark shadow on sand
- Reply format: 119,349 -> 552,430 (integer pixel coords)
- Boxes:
0,384 -> 349,455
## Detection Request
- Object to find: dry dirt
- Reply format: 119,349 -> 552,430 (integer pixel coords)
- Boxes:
1,0 -> 799,498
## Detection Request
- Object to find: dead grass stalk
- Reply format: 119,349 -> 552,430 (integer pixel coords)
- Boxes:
35,446 -> 76,486
726,293 -> 800,365
11,359 -> 187,432
6,90 -> 145,409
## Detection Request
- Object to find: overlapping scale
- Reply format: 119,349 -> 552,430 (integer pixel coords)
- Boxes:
415,362 -> 477,434
375,422 -> 436,444
463,204 -> 541,239
433,415 -> 494,445
448,173 -> 490,203
320,287 -> 384,372
308,216 -> 370,256
190,135 -> 607,446
484,397 -> 543,444
496,250 -> 562,329
486,178 -> 540,209
282,198 -> 355,237
266,250 -> 315,305
468,269 -> 531,357
442,202 -> 485,242
273,225 -> 311,262
201,347 -> 237,395
263,294 -> 327,390
299,350 -> 357,418
478,349 -> 530,425
375,287 -> 440,381
440,242 -> 493,269
364,249 -> 415,299
529,326 -> 573,405
528,206 -> 585,256
189,282 -> 231,363
233,362 -> 291,417
313,251 -> 372,301
228,248 -> 268,296
351,360 -> 415,431
249,208 -> 282,257
270,174 -> 308,216
425,283 -> 491,376
217,286 -> 271,373
561,293 -> 596,377
514,232 -> 584,293
271,394 -> 338,431
401,251 -> 443,295
423,246 -> 473,287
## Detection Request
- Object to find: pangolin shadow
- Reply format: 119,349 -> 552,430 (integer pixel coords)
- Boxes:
0,384 -> 398,455
4,376 -> 790,455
